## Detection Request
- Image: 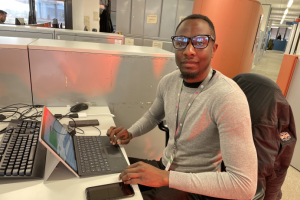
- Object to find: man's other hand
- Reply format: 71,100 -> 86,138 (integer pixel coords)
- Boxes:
119,161 -> 170,187
106,126 -> 132,145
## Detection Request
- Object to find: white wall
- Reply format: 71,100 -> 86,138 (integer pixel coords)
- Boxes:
72,0 -> 84,31
73,0 -> 99,31
84,0 -> 100,31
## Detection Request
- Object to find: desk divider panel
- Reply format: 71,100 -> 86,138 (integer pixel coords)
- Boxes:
0,24 -> 55,39
0,36 -> 37,107
55,29 -> 124,45
29,39 -> 176,160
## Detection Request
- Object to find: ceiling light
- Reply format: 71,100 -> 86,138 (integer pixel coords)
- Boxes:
271,27 -> 279,28
280,19 -> 284,24
287,0 -> 293,8
283,14 -> 286,19
284,8 -> 289,15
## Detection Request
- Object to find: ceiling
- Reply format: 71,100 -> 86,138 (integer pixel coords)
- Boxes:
257,0 -> 300,26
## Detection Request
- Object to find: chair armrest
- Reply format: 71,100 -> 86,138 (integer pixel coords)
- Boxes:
252,183 -> 265,200
158,121 -> 169,147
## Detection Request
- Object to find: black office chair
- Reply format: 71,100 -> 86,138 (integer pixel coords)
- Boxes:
158,73 -> 297,200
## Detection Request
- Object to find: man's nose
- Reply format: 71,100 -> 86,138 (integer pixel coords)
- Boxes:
183,41 -> 196,57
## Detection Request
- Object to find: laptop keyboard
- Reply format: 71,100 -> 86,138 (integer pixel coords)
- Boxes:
0,120 -> 46,178
77,136 -> 111,174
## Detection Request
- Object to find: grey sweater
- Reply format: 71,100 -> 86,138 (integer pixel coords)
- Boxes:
128,69 -> 257,199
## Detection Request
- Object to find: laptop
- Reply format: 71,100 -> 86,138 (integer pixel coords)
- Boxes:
39,106 -> 128,177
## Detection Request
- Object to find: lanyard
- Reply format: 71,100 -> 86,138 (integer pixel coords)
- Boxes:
172,68 -> 213,157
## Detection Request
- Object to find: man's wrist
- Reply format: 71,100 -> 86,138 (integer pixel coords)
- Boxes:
162,170 -> 170,186
129,132 -> 133,140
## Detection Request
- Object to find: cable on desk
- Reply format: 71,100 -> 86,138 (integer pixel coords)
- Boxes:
0,103 -> 44,122
93,126 -> 102,136
53,116 -> 77,136
76,127 -> 84,134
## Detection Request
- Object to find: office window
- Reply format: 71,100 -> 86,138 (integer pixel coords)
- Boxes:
0,0 -> 29,24
285,28 -> 291,41
35,0 -> 65,27
270,28 -> 278,39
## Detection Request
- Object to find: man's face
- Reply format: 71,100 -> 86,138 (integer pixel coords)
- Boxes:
0,14 -> 6,22
175,19 -> 218,82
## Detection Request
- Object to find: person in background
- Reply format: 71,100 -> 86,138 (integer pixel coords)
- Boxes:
277,33 -> 282,40
0,10 -> 7,24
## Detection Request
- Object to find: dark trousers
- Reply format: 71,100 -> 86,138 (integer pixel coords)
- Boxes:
128,157 -> 224,200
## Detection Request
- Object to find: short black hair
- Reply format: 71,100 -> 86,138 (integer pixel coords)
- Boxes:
0,10 -> 7,15
175,14 -> 216,41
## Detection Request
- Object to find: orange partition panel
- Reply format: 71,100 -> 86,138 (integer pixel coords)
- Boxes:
276,54 -> 298,97
193,0 -> 263,78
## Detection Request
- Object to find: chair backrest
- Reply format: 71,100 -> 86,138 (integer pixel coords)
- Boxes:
233,73 -> 297,199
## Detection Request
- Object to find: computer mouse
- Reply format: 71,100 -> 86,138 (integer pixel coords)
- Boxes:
70,103 -> 89,112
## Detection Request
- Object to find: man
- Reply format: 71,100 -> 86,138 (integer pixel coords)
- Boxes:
0,10 -> 7,24
107,14 -> 257,199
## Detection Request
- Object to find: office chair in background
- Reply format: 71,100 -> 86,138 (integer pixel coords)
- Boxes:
158,73 -> 297,200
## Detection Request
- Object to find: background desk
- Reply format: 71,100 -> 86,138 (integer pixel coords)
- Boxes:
0,106 -> 142,200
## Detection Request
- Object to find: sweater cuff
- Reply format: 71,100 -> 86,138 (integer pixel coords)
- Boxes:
127,126 -> 140,138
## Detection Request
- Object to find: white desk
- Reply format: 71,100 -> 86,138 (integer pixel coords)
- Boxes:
0,106 -> 143,200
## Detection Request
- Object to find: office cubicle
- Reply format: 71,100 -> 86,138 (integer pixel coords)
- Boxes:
0,24 -> 55,39
28,39 -> 176,159
55,29 -> 124,45
0,36 -> 37,107
143,36 -> 174,52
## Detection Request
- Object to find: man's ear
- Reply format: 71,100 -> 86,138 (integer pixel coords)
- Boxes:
211,43 -> 218,58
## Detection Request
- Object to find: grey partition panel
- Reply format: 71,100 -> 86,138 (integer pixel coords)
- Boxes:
15,32 -> 54,39
125,37 -> 143,46
75,36 -> 111,44
0,48 -> 32,107
0,30 -> 20,37
56,34 -> 76,41
160,0 -> 178,40
176,0 -> 194,28
116,0 -> 132,34
0,26 -> 54,39
287,58 -> 300,171
29,50 -> 176,108
131,0 -> 146,37
143,38 -> 173,52
143,0 -> 162,38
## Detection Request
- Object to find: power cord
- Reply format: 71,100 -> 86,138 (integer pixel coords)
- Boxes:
93,126 -> 102,136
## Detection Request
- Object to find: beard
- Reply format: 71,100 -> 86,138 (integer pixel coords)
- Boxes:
179,70 -> 199,80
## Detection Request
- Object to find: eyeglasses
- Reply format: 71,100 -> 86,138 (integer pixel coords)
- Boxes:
171,35 -> 215,49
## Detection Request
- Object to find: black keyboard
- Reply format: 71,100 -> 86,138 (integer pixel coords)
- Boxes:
0,119 -> 46,179
77,136 -> 111,174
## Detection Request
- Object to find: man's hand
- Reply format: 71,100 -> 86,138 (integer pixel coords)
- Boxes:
119,161 -> 170,187
106,126 -> 132,145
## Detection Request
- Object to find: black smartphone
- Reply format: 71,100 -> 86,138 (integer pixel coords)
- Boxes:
85,182 -> 135,200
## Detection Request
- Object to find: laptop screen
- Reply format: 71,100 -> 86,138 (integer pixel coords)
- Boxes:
41,106 -> 78,172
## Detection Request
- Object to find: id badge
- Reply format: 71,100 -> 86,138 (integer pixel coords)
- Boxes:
165,154 -> 174,171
